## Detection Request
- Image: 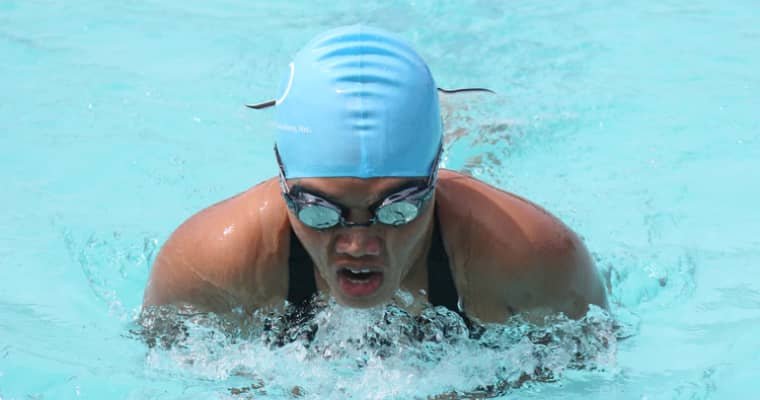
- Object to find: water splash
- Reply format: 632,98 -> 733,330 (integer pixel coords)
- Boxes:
134,301 -> 619,399
60,224 -> 160,319
440,92 -> 520,187
599,245 -> 698,310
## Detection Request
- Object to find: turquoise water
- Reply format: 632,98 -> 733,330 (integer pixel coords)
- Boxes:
2,0 -> 759,398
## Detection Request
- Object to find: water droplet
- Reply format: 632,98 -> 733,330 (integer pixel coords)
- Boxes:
223,225 -> 235,237
395,289 -> 414,306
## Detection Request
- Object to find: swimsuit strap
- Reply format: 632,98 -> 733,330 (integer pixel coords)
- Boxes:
426,209 -> 460,314
426,211 -> 482,338
287,229 -> 317,307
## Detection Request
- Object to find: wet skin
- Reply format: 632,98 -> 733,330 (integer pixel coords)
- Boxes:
143,170 -> 608,323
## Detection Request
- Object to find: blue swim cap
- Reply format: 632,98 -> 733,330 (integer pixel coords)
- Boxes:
271,25 -> 442,179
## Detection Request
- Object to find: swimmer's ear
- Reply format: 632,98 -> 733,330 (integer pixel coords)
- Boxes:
245,100 -> 277,109
437,87 -> 495,94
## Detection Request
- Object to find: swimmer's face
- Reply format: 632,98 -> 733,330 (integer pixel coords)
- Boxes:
285,177 -> 435,308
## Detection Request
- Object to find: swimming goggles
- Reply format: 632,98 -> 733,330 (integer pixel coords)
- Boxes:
275,146 -> 441,230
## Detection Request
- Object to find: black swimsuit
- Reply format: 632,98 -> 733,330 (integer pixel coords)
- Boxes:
286,209 -> 461,314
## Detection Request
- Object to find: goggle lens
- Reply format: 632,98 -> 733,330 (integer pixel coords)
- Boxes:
297,204 -> 342,229
288,188 -> 429,230
275,144 -> 441,230
376,201 -> 419,226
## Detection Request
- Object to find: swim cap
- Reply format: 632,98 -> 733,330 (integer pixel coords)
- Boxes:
271,25 -> 442,179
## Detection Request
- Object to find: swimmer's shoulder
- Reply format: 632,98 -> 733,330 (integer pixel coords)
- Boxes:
435,170 -> 607,320
436,169 -> 573,257
143,178 -> 291,313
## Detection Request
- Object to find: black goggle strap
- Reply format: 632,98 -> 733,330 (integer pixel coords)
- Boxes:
428,144 -> 443,187
247,87 -> 494,110
436,87 -> 495,94
376,146 -> 440,210
274,145 -> 292,196
298,193 -> 373,229
274,143 -> 441,221
276,143 -> 440,194
376,186 -> 426,208
298,192 -> 341,211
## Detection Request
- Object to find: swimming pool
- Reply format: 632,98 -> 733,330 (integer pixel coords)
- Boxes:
2,0 -> 759,398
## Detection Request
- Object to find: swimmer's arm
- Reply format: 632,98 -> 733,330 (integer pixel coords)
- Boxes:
142,201 -> 256,314
143,231 -> 240,313
140,230 -> 253,349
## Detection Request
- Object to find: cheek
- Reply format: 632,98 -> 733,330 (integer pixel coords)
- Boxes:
384,229 -> 414,255
383,216 -> 431,259
290,218 -> 331,259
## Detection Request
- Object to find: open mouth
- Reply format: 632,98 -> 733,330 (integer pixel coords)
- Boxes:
337,267 -> 384,297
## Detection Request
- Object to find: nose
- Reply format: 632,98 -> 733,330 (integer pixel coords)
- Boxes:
335,228 -> 381,258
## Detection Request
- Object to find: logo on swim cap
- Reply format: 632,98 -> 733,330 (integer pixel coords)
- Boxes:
271,25 -> 442,179
275,62 -> 296,106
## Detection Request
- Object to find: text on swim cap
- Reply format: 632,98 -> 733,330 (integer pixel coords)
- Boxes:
276,123 -> 312,134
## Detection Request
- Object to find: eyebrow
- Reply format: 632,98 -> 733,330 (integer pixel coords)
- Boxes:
291,179 -> 426,207
289,184 -> 339,203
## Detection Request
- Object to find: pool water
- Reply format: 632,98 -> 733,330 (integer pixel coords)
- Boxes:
2,0 -> 759,398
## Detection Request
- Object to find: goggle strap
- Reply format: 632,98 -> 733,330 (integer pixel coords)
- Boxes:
274,145 -> 290,194
274,143 -> 441,229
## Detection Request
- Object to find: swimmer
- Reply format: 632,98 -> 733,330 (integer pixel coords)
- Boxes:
142,25 -> 608,324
